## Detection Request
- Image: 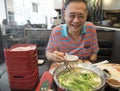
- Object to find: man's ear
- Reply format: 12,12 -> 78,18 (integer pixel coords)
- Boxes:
86,11 -> 88,17
85,11 -> 88,20
63,11 -> 66,20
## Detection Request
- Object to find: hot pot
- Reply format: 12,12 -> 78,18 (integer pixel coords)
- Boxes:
53,62 -> 107,91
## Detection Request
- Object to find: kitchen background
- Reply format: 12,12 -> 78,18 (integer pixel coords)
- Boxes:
0,0 -> 120,64
0,1 -> 120,90
0,0 -> 120,29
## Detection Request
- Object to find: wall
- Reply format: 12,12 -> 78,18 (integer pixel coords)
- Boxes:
0,26 -> 5,62
6,0 -> 14,11
53,0 -> 62,9
112,31 -> 120,63
97,29 -> 115,61
25,29 -> 51,59
0,0 -> 6,24
103,0 -> 120,10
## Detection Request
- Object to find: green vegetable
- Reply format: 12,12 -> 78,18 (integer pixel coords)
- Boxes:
58,68 -> 101,91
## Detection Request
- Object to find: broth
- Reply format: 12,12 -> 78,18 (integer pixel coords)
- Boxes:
58,67 -> 102,91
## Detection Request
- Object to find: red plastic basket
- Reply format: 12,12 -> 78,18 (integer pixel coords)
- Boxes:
5,53 -> 38,62
8,67 -> 39,80
6,59 -> 38,71
4,49 -> 37,58
9,75 -> 39,90
4,44 -> 37,57
8,68 -> 39,90
9,73 -> 38,84
4,44 -> 39,90
7,67 -> 38,77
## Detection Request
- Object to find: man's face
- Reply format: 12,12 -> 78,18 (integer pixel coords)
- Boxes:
64,2 -> 88,33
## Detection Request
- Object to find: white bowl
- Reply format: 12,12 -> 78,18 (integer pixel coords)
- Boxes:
64,55 -> 79,62
107,78 -> 120,88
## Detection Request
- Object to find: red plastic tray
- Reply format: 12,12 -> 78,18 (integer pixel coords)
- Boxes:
8,68 -> 39,90
5,53 -> 38,62
9,74 -> 38,84
7,67 -> 38,76
4,49 -> 37,58
8,68 -> 39,80
4,44 -> 37,57
9,76 -> 39,90
7,62 -> 38,71
6,59 -> 37,68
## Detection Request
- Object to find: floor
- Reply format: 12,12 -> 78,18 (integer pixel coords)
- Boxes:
0,60 -> 49,91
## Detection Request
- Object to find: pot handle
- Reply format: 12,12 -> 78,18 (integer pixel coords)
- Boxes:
103,69 -> 111,79
93,60 -> 109,66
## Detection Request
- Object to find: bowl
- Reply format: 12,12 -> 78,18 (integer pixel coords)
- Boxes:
97,63 -> 120,89
64,54 -> 79,62
107,78 -> 120,89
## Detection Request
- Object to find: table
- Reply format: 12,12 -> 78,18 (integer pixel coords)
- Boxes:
36,70 -> 119,91
36,61 -> 120,91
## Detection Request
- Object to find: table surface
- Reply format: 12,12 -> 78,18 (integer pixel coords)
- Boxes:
0,62 -> 120,91
36,62 -> 120,91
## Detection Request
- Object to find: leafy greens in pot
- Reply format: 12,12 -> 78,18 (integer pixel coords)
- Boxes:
58,67 -> 102,91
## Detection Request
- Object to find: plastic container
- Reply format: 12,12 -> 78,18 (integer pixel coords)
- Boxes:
4,44 -> 39,90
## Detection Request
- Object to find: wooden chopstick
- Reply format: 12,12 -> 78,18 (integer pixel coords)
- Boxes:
64,62 -> 72,73
64,59 -> 76,72
63,52 -> 76,72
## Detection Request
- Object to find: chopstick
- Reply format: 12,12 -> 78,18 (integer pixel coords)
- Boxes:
64,62 -> 72,73
64,53 -> 76,73
64,59 -> 76,73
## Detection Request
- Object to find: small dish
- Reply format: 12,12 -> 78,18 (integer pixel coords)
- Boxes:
97,63 -> 120,89
107,78 -> 120,88
64,54 -> 79,62
38,59 -> 44,65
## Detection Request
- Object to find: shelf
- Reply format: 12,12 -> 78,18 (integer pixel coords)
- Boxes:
104,10 -> 120,13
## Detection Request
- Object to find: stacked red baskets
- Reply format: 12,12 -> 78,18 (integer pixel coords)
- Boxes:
4,44 -> 39,90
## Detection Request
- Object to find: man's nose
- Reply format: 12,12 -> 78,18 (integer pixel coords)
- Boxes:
73,15 -> 80,22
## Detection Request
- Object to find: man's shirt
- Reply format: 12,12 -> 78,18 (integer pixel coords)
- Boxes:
46,22 -> 99,60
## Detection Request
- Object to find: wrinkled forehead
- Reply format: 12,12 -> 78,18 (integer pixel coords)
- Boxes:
65,2 -> 87,14
64,1 -> 87,11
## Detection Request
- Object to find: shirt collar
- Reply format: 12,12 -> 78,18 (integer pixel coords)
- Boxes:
62,23 -> 86,37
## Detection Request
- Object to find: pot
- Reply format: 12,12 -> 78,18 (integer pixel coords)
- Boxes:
53,62 -> 107,91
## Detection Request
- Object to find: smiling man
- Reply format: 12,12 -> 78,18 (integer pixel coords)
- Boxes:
46,0 -> 99,63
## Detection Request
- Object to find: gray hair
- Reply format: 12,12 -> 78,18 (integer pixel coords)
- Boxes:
64,0 -> 88,11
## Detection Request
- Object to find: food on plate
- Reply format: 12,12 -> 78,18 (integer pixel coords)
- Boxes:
97,64 -> 120,88
113,66 -> 120,71
107,78 -> 120,86
58,67 -> 102,91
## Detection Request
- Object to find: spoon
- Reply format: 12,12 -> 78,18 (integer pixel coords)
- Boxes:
65,52 -> 70,60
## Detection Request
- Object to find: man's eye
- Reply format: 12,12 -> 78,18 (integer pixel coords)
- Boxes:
79,15 -> 84,18
69,15 -> 75,18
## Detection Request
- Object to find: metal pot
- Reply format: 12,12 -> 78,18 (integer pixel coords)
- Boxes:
53,62 -> 107,91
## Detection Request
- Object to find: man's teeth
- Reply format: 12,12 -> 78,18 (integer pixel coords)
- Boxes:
73,25 -> 79,27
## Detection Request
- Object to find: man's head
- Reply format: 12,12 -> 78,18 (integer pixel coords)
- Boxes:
27,20 -> 31,24
2,19 -> 8,25
63,0 -> 88,34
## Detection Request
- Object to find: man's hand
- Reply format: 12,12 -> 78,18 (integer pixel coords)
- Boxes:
52,51 -> 65,62
46,51 -> 65,62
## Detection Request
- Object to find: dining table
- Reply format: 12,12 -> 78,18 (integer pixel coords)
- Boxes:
35,60 -> 120,91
